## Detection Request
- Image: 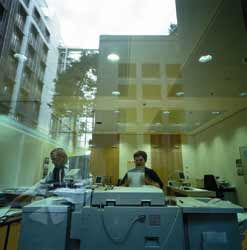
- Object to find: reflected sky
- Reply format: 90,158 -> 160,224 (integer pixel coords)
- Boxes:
46,0 -> 177,48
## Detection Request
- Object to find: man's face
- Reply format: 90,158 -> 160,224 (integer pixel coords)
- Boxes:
134,156 -> 146,167
51,151 -> 66,167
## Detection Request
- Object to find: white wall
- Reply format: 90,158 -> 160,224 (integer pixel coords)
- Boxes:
182,109 -> 247,206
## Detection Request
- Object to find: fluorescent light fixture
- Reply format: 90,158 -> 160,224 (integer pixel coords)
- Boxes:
211,111 -> 221,115
176,91 -> 184,97
107,53 -> 120,62
199,55 -> 213,63
113,110 -> 120,113
240,92 -> 247,97
163,111 -> 170,115
112,91 -> 120,96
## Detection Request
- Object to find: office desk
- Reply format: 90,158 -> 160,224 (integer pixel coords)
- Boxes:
0,188 -> 36,250
0,207 -> 22,250
167,186 -> 216,198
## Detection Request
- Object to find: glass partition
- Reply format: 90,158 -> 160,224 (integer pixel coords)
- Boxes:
0,0 -> 246,204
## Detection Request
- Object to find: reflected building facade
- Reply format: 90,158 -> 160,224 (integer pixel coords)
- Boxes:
0,0 -> 28,114
0,0 -> 61,132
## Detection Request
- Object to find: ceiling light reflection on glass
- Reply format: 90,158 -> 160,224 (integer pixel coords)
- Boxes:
176,91 -> 184,97
211,111 -> 221,115
107,54 -> 120,62
112,91 -> 120,96
199,55 -> 213,63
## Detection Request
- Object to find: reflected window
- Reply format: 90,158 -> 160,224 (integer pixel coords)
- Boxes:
142,64 -> 160,78
165,64 -> 181,79
118,63 -> 136,78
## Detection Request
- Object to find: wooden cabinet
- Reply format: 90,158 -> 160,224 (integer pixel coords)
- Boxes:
0,225 -> 7,250
0,217 -> 21,250
151,134 -> 183,186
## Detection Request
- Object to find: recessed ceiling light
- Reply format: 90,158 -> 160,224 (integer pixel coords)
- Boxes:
176,91 -> 184,97
112,91 -> 120,96
107,53 -> 120,62
240,92 -> 247,97
211,111 -> 221,115
199,54 -> 213,63
163,111 -> 170,115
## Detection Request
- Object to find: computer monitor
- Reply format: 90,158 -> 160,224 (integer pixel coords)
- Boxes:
178,171 -> 185,180
64,169 -> 81,182
68,155 -> 90,179
95,176 -> 102,184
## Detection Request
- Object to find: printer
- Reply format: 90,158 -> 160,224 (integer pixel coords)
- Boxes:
19,186 -> 243,250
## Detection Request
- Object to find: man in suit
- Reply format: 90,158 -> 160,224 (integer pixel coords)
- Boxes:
42,148 -> 68,186
12,148 -> 69,207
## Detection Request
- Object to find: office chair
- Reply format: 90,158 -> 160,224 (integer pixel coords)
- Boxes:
204,174 -> 224,199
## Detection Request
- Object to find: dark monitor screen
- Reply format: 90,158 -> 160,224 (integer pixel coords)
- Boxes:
178,172 -> 185,180
95,176 -> 102,184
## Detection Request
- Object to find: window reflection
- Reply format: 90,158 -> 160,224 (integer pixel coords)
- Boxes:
0,0 -> 247,217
